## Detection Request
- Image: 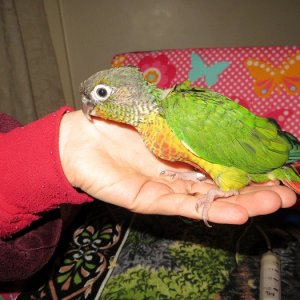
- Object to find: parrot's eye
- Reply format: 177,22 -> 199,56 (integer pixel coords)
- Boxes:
97,88 -> 107,98
91,84 -> 112,101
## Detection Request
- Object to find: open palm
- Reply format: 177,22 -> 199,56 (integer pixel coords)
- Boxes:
59,110 -> 297,226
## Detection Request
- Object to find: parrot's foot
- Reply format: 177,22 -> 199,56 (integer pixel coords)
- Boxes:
160,170 -> 207,182
196,189 -> 239,227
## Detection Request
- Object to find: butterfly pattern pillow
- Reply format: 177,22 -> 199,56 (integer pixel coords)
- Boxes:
112,46 -> 300,139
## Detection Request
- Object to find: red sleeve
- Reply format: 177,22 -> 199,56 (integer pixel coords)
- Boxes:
0,107 -> 93,238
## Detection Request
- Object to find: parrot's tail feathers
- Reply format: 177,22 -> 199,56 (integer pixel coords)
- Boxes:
268,118 -> 300,163
282,180 -> 300,195
274,165 -> 300,194
280,130 -> 300,163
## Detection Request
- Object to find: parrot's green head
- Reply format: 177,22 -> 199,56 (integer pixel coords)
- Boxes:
80,67 -> 165,126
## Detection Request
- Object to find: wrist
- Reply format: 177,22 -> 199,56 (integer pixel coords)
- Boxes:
58,109 -> 91,188
59,110 -> 76,187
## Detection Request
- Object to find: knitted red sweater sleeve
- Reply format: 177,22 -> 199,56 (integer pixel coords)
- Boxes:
0,107 -> 93,238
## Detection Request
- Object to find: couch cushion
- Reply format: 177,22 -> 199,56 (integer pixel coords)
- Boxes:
112,46 -> 300,139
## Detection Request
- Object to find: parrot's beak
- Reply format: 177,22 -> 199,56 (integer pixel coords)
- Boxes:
82,95 -> 95,121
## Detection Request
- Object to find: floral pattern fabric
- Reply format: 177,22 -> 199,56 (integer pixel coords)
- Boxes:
137,54 -> 176,88
16,202 -> 132,300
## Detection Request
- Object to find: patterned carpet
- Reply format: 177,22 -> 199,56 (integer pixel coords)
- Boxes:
9,201 -> 300,300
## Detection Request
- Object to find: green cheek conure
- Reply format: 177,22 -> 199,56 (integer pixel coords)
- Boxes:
81,66 -> 300,227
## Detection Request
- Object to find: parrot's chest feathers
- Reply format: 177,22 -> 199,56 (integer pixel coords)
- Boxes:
136,114 -> 251,190
136,113 -> 198,163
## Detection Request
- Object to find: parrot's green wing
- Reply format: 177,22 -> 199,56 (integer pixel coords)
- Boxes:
161,87 -> 290,174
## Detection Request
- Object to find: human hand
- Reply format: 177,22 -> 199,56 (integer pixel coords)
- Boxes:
59,110 -> 297,226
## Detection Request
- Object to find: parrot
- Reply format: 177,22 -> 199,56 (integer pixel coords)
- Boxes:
80,66 -> 300,227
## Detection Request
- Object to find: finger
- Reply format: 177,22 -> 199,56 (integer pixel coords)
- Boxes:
133,182 -> 249,225
159,191 -> 283,225
190,191 -> 282,224
192,189 -> 292,223
223,190 -> 282,216
148,192 -> 250,225
190,182 -> 297,209
137,189 -> 294,226
130,181 -> 297,226
238,185 -> 297,208
249,180 -> 280,186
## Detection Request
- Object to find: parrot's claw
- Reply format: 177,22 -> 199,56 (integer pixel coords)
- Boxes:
160,170 -> 207,182
196,189 -> 239,227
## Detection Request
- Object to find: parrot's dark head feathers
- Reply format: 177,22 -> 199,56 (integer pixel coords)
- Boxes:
81,67 -> 164,126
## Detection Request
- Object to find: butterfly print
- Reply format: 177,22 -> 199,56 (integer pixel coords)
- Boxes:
188,53 -> 229,87
245,52 -> 300,98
